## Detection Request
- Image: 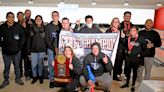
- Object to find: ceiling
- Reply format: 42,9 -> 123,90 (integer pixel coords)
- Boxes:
0,0 -> 163,9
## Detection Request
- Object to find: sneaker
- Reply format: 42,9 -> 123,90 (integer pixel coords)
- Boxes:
15,79 -> 24,85
120,83 -> 129,88
31,77 -> 38,84
0,80 -> 9,89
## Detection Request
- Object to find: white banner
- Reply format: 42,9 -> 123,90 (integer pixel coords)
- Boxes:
59,31 -> 120,66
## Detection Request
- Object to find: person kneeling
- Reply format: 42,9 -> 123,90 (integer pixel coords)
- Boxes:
80,42 -> 113,92
54,46 -> 82,92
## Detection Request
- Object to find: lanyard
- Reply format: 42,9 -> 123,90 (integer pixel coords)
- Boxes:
128,35 -> 138,52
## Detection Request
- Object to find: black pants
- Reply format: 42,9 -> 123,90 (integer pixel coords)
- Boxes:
125,56 -> 140,86
113,50 -> 124,78
19,53 -> 32,77
2,51 -> 21,80
64,78 -> 79,92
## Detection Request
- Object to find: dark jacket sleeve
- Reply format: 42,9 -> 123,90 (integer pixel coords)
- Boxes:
140,36 -> 147,65
105,56 -> 113,73
72,57 -> 82,76
82,55 -> 89,81
18,26 -> 25,48
0,26 -> 2,47
154,31 -> 162,47
44,25 -> 54,50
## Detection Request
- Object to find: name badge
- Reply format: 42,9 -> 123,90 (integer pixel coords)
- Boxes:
14,34 -> 20,40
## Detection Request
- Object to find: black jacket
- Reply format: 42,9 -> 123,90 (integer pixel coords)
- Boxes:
106,28 -> 125,53
76,24 -> 102,33
0,22 -> 25,55
124,35 -> 147,65
30,24 -> 46,52
70,56 -> 82,78
45,21 -> 62,50
83,42 -> 113,81
139,29 -> 161,57
120,21 -> 134,36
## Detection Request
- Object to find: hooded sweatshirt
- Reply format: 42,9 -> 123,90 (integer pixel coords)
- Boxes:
83,42 -> 113,81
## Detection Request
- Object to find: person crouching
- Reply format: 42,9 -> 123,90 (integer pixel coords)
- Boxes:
80,42 -> 113,92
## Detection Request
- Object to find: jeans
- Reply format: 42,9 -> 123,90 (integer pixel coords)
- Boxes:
31,52 -> 45,77
47,49 -> 55,82
2,51 -> 21,80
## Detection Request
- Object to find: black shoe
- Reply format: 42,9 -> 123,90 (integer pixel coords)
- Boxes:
39,76 -> 43,84
0,80 -> 9,89
31,77 -> 38,84
131,86 -> 135,92
15,79 -> 24,85
120,83 -> 129,88
113,77 -> 121,81
49,82 -> 55,88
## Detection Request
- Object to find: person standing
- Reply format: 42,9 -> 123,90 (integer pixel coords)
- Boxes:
45,11 -> 62,88
120,26 -> 146,91
120,11 -> 134,78
0,12 -> 25,89
106,17 -> 123,81
30,15 -> 46,84
75,15 -> 102,33
61,17 -> 74,32
17,11 -> 31,80
138,19 -> 161,81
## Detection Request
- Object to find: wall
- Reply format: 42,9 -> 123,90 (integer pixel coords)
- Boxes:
0,6 -> 154,24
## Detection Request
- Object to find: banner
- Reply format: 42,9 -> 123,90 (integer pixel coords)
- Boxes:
59,31 -> 120,66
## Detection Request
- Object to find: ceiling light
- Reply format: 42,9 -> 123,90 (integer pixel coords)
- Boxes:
28,0 -> 33,4
124,1 -> 129,6
91,1 -> 96,5
156,3 -> 162,6
60,0 -> 65,4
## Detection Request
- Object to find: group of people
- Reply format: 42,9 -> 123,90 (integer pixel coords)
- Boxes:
0,9 -> 162,92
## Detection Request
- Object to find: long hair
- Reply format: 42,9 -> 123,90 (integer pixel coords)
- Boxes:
109,17 -> 120,29
34,15 -> 44,26
64,46 -> 75,57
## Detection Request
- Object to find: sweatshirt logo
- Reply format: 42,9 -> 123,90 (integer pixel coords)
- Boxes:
91,62 -> 101,70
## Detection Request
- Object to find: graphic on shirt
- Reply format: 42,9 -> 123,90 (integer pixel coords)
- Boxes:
51,32 -> 57,38
14,34 -> 20,40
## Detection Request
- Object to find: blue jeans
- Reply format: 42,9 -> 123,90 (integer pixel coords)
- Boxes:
2,51 -> 21,80
31,52 -> 45,77
47,49 -> 55,82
